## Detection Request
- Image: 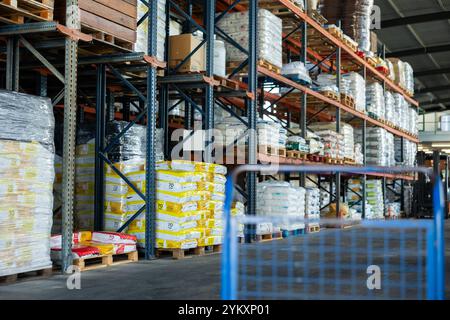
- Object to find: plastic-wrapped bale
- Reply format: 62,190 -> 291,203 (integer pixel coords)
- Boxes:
384,91 -> 395,125
217,9 -> 283,69
395,138 -> 417,167
386,203 -> 401,219
257,181 -> 306,231
0,91 -> 55,277
282,61 -> 312,84
366,82 -> 385,119
393,93 -> 408,131
52,155 -> 63,234
366,180 -> 385,219
215,116 -> 248,147
305,188 -> 321,221
257,119 -> 286,149
342,72 -> 366,113
135,0 -> 166,61
309,122 -> 354,160
386,59 -> 395,81
306,131 -> 325,155
354,143 -> 364,165
363,128 -> 395,166
232,201 -> 245,238
404,62 -> 414,95
352,0 -> 374,53
106,121 -> 164,163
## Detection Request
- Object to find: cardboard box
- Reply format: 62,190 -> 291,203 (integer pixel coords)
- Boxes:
169,34 -> 206,73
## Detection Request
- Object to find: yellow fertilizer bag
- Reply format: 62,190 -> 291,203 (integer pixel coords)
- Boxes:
155,238 -> 197,250
156,200 -> 197,212
198,236 -> 223,247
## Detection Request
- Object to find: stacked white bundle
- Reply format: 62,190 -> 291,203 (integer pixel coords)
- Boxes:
232,201 -> 245,238
305,188 -> 321,221
354,143 -> 364,165
366,180 -> 385,219
392,94 -> 407,130
215,116 -> 248,146
386,203 -> 401,219
0,92 -> 55,277
257,181 -> 306,231
217,9 -> 283,69
384,91 -> 395,125
320,182 -> 334,215
136,0 -> 166,61
406,106 -> 419,135
366,82 -> 385,119
307,131 -> 325,155
342,72 -> 366,112
364,128 -> 395,166
258,119 -> 286,149
309,122 -> 354,160
314,74 -> 339,94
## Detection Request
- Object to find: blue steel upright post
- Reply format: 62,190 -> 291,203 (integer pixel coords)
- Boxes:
145,0 -> 159,260
300,1 -> 307,187
204,0 -> 215,163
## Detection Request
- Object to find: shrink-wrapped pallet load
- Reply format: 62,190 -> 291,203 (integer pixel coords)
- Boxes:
341,72 -> 366,113
309,122 -> 354,160
366,82 -> 385,119
0,91 -> 55,276
257,181 -> 306,231
217,9 -> 283,70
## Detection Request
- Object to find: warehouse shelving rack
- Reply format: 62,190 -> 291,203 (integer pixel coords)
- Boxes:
0,0 -> 421,270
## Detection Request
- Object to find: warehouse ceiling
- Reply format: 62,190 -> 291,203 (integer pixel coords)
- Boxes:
374,0 -> 450,113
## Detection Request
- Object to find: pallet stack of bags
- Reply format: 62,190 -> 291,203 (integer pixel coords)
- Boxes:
257,181 -> 306,233
217,9 -> 283,72
121,160 -> 227,251
309,122 -> 354,161
366,82 -> 385,119
356,127 -> 395,166
347,178 -> 384,220
305,187 -> 321,226
0,91 -> 55,276
341,72 -> 366,113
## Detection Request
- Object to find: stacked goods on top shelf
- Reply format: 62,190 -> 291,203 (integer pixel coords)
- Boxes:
217,9 -> 283,71
384,91 -> 396,125
258,120 -> 287,151
286,136 -> 310,154
366,82 -> 385,119
365,180 -> 385,219
257,181 -> 306,232
321,0 -> 374,53
136,0 -> 166,60
306,131 -> 325,155
314,73 -> 339,95
0,91 -> 55,276
341,72 -> 366,113
309,122 -> 354,160
356,127 -> 395,166
55,0 -> 138,50
120,161 -> 227,250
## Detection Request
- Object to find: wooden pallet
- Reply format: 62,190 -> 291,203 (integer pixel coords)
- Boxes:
258,145 -> 280,157
324,25 -> 343,40
307,90 -> 340,107
227,59 -> 281,75
214,75 -> 240,91
73,251 -> 138,272
306,224 -> 320,234
323,157 -> 342,164
0,267 -> 52,285
255,231 -> 283,243
0,0 -> 54,24
344,158 -> 357,165
366,57 -> 378,68
197,244 -> 222,256
281,228 -> 305,238
340,93 -> 355,109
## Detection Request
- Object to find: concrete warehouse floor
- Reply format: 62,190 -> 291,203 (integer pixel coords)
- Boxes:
1,222 -> 449,300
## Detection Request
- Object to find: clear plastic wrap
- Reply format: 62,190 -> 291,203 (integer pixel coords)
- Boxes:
342,72 -> 366,113
384,91 -> 395,124
347,178 -> 384,219
404,62 -> 414,94
314,74 -> 339,95
395,137 -> 417,167
353,0 -> 374,53
359,127 -> 395,166
0,92 -> 55,276
282,61 -> 312,84
388,58 -> 406,88
305,187 -> 320,221
106,121 -> 164,163
217,9 -> 283,69
0,90 -> 55,153
366,82 -> 385,119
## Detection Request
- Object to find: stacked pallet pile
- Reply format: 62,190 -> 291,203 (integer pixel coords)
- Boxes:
0,0 -> 54,24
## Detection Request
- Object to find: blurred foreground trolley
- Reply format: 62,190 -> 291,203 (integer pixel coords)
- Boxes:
221,165 -> 445,300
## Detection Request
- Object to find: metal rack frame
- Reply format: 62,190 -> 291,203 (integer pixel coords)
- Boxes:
0,0 -> 422,267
